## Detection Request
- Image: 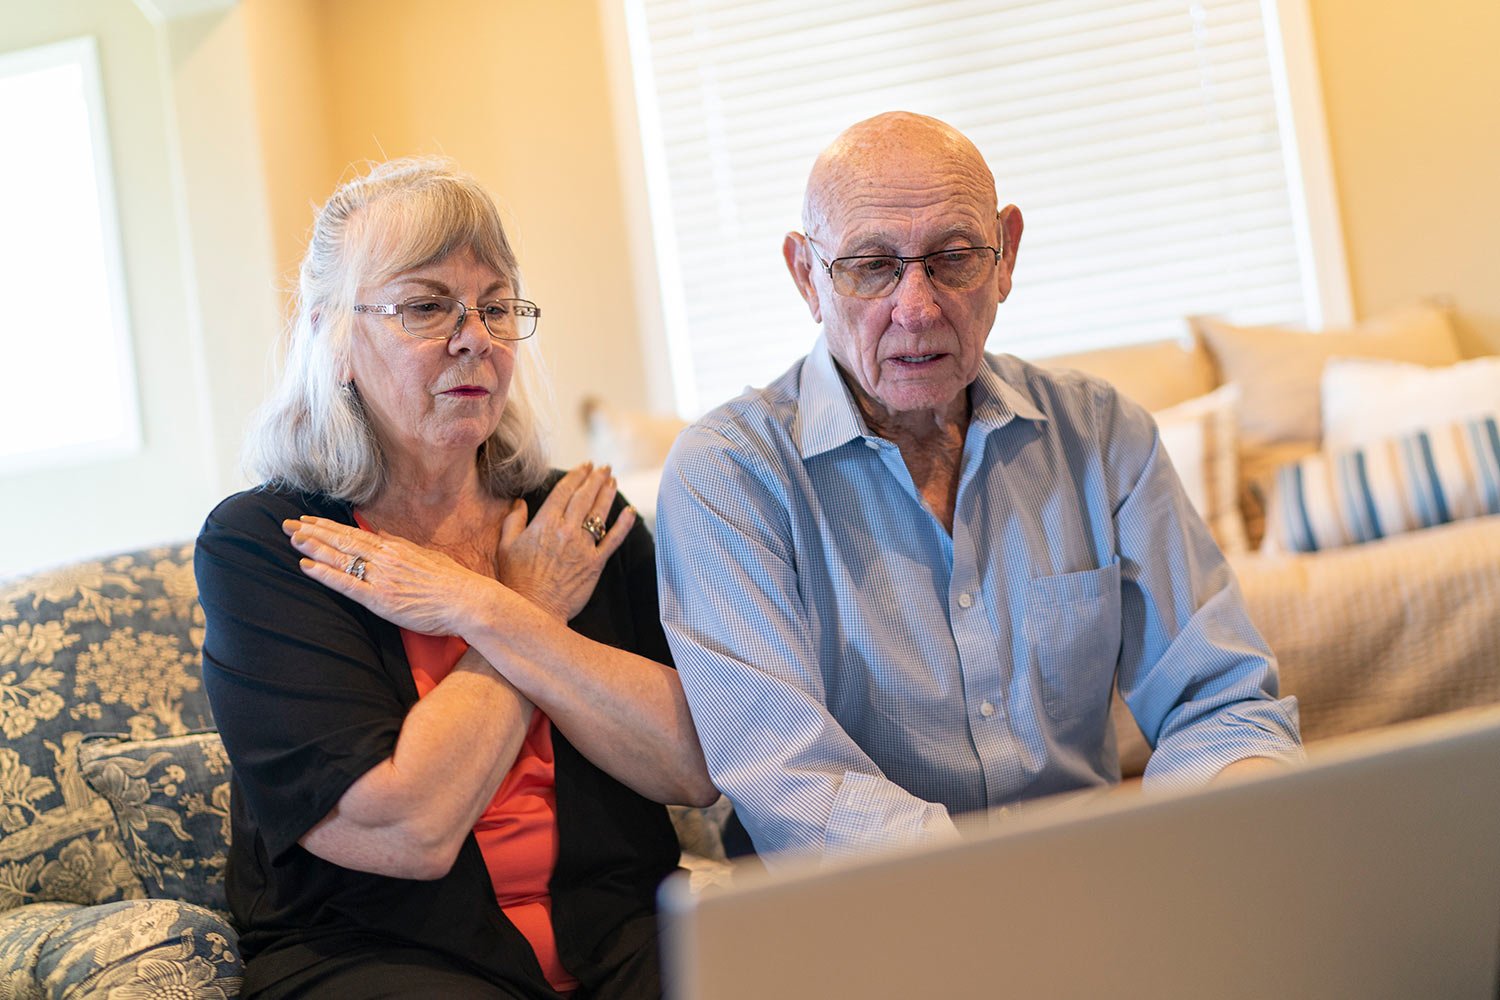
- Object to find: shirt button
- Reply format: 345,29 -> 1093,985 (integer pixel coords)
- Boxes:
864,439 -> 881,450
979,700 -> 996,717
957,592 -> 974,608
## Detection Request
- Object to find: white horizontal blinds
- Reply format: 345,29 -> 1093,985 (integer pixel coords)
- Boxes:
634,0 -> 1309,414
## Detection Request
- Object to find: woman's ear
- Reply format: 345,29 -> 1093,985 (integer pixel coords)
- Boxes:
783,232 -> 823,324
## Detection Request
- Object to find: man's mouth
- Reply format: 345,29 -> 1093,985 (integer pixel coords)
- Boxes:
893,354 -> 940,364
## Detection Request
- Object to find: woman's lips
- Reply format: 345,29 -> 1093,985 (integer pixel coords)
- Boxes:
441,386 -> 490,397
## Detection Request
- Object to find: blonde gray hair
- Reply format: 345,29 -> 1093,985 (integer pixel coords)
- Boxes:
244,157 -> 550,504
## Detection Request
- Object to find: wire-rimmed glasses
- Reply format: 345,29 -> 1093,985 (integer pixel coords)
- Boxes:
354,295 -> 540,341
806,239 -> 1003,299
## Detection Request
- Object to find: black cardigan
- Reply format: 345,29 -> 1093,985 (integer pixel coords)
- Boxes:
195,482 -> 680,999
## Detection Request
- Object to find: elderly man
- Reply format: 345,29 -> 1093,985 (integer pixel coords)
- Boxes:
656,111 -> 1301,864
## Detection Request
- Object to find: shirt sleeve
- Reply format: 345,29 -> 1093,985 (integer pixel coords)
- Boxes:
194,490 -> 406,863
656,425 -> 959,865
1103,391 -> 1305,785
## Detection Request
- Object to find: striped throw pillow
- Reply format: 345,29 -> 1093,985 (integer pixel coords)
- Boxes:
1267,416 -> 1500,552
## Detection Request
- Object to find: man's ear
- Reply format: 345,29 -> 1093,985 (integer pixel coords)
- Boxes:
996,204 -> 1024,303
783,232 -> 823,323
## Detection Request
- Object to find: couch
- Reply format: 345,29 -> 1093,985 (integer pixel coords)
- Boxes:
0,543 -> 730,999
584,300 -> 1500,774
0,543 -> 240,997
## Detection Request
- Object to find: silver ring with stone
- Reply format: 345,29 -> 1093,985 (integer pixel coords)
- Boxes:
345,555 -> 367,581
582,515 -> 607,544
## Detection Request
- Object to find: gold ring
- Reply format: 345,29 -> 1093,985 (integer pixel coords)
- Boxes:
582,515 -> 606,544
345,555 -> 367,581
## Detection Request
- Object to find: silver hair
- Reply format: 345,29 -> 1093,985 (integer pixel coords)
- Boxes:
243,157 -> 551,504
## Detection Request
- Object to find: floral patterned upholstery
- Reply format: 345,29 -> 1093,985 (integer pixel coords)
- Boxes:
0,545 -> 242,998
78,731 -> 232,914
0,541 -> 732,998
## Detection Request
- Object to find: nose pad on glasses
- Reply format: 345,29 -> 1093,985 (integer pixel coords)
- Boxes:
448,310 -> 493,350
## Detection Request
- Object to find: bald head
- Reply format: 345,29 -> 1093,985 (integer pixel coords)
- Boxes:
801,112 -> 997,238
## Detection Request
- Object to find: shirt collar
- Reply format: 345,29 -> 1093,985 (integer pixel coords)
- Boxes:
793,336 -> 1046,459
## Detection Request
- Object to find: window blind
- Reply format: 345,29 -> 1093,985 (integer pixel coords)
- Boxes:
627,0 -> 1320,415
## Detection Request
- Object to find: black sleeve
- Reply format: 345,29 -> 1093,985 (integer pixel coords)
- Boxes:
194,489 -> 407,864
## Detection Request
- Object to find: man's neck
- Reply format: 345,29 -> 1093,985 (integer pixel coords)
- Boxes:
849,382 -> 970,534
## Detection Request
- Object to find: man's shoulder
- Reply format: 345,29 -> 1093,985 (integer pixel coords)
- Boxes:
676,357 -> 808,454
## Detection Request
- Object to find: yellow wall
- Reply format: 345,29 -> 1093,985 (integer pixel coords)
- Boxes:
0,0 -> 281,576
243,0 -> 654,465
1309,0 -> 1500,355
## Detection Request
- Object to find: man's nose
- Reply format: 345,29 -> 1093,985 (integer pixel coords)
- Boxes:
890,262 -> 940,326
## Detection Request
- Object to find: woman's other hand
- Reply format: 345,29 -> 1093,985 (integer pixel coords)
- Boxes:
285,517 -> 495,636
497,463 -> 636,621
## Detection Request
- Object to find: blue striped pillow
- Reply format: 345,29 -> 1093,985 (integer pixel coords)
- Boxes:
1268,415 -> 1500,552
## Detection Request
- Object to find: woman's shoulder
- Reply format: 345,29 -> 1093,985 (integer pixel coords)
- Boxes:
201,484 -> 353,538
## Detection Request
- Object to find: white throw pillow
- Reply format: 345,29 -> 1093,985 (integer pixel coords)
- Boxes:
1321,355 -> 1500,452
1153,385 -> 1248,555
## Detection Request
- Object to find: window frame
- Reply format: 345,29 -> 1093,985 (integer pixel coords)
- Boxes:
0,35 -> 141,475
602,0 -> 1352,418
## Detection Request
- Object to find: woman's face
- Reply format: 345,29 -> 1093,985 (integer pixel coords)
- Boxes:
347,248 -> 517,479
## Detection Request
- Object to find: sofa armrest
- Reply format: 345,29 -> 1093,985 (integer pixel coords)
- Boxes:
1,898 -> 241,998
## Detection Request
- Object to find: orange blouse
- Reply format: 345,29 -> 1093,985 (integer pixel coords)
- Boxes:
402,627 -> 579,995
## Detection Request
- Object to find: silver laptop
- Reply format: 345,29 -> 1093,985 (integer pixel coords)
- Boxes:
661,705 -> 1500,1000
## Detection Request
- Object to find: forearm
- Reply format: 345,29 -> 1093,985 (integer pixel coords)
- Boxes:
463,591 -> 716,807
299,649 -> 532,878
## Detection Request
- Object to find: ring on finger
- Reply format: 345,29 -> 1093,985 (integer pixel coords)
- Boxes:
582,515 -> 607,544
345,555 -> 368,581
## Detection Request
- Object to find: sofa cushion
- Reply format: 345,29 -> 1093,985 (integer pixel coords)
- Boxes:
0,897 -> 240,999
1191,302 -> 1462,548
1036,335 -> 1216,412
77,731 -> 231,914
1264,416 -> 1500,552
0,544 -> 217,915
1152,385 -> 1249,555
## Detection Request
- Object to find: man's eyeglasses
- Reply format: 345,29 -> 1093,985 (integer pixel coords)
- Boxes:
353,296 -> 540,342
806,239 -> 1003,299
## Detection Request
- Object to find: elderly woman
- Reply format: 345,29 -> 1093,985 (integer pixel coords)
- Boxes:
194,158 -> 717,1000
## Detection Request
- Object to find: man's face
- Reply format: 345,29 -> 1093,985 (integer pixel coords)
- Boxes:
789,142 -> 1016,427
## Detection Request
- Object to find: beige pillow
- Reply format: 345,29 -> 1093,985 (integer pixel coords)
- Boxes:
1153,385 -> 1249,555
1192,303 -> 1462,452
580,396 -> 689,473
1037,335 -> 1215,412
1192,303 -> 1462,548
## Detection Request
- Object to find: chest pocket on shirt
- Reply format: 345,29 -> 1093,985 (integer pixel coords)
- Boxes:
1024,562 -> 1122,721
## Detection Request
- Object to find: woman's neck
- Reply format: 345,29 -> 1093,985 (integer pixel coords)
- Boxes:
359,467 -> 510,576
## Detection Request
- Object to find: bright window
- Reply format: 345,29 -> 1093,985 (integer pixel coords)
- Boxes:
0,36 -> 139,474
623,0 -> 1348,415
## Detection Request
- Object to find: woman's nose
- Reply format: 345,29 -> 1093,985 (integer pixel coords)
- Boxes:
448,309 -> 493,355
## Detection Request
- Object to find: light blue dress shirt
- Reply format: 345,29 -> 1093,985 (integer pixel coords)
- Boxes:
656,338 -> 1302,863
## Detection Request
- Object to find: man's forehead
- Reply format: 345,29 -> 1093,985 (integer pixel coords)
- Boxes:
805,115 -> 998,246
